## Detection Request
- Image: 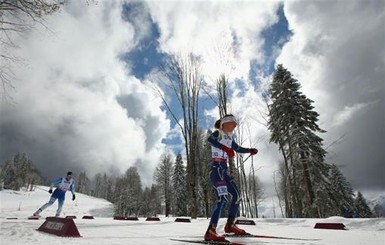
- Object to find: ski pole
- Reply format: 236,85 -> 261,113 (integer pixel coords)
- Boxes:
242,154 -> 252,163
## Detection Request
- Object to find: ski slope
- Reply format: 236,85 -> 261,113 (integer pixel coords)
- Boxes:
1,186 -> 384,245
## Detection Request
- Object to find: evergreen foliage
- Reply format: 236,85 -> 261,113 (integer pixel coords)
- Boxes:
354,191 -> 374,218
0,153 -> 42,191
268,64 -> 355,218
141,185 -> 162,216
76,171 -> 91,195
154,152 -> 174,217
113,166 -> 142,216
172,153 -> 188,216
93,173 -> 114,201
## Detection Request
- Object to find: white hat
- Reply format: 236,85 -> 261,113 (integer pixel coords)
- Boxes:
220,115 -> 237,127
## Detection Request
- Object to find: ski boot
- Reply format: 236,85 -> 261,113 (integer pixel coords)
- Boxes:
224,219 -> 247,235
32,209 -> 42,217
204,225 -> 228,241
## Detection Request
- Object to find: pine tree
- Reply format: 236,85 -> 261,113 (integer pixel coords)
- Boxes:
0,153 -> 42,191
93,173 -> 103,198
140,185 -> 162,216
268,64 -> 334,217
327,164 -> 355,217
76,171 -> 91,195
172,153 -> 187,216
354,192 -> 374,218
154,152 -> 174,217
113,167 -> 142,216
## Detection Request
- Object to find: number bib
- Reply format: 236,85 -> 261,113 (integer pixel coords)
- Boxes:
215,180 -> 228,196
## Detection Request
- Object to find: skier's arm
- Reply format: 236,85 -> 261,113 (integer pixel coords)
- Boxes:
207,130 -> 224,149
231,141 -> 252,153
49,178 -> 63,190
70,182 -> 75,195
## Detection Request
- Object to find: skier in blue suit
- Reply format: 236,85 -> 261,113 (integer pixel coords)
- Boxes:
33,171 -> 76,217
204,114 -> 258,242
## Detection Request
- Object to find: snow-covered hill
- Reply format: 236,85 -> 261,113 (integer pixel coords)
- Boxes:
1,186 -> 384,245
0,185 -> 114,219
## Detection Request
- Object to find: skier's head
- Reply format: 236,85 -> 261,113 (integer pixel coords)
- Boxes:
66,171 -> 73,180
214,114 -> 237,133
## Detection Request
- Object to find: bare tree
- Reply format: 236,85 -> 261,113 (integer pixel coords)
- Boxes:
0,0 -> 97,100
247,170 -> 264,218
153,52 -> 202,219
0,0 -> 64,99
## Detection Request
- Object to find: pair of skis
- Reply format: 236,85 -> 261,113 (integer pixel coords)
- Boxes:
171,233 -> 320,245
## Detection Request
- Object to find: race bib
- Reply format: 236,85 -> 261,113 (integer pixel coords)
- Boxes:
215,181 -> 228,196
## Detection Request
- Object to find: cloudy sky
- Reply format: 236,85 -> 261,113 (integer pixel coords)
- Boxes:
1,0 -> 384,210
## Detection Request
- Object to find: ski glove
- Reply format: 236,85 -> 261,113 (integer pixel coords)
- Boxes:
220,145 -> 235,158
72,194 -> 76,201
48,189 -> 53,194
249,148 -> 258,155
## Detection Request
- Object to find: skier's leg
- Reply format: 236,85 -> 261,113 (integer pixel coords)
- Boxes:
225,172 -> 241,221
224,172 -> 246,234
204,162 -> 228,241
56,197 -> 64,217
209,163 -> 228,227
34,196 -> 57,216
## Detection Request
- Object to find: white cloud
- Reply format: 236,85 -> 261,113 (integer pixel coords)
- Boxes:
0,0 -> 169,185
146,0 -> 280,83
332,103 -> 369,127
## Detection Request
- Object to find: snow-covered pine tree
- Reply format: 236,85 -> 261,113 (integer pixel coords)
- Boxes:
125,167 -> 143,216
93,173 -> 103,198
172,153 -> 187,216
354,191 -> 374,218
0,153 -> 42,191
94,173 -> 114,201
268,64 -> 332,218
76,171 -> 91,195
154,152 -> 174,217
327,164 -> 355,217
112,167 -> 142,217
141,185 -> 162,216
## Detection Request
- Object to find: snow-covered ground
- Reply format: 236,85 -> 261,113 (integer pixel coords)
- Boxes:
1,186 -> 384,245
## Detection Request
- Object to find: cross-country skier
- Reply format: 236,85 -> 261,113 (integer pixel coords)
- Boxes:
33,171 -> 76,217
204,114 -> 258,242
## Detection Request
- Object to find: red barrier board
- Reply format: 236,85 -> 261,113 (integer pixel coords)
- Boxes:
314,223 -> 346,230
146,217 -> 161,221
235,219 -> 256,225
82,215 -> 94,219
37,217 -> 81,237
175,218 -> 191,223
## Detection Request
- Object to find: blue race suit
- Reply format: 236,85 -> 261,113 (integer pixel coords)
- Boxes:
207,130 -> 250,227
36,177 -> 75,216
